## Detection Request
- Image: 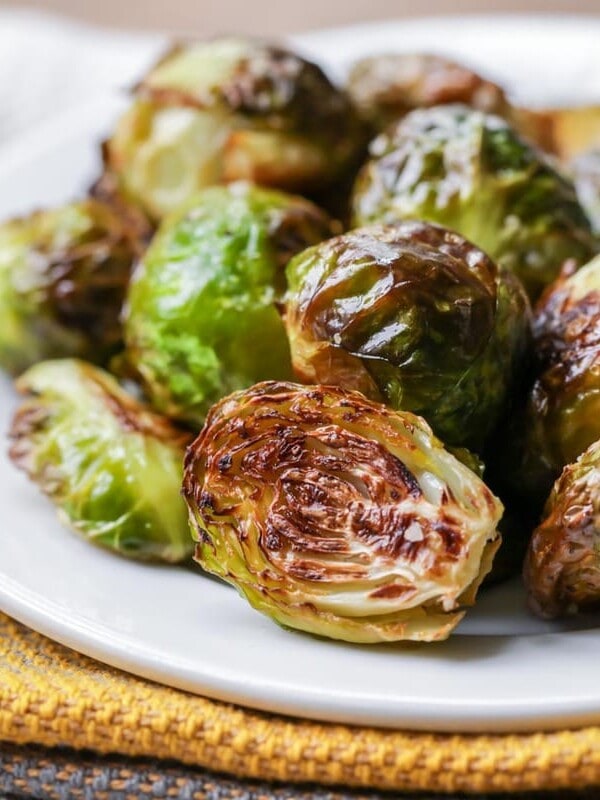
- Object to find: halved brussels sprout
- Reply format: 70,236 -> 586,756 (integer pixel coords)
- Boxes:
104,38 -> 365,219
346,53 -> 555,152
183,381 -> 502,643
9,359 -> 193,562
352,105 -> 598,300
123,182 -> 336,426
524,439 -> 600,618
285,221 -> 530,451
573,150 -> 600,234
0,199 -> 146,375
508,255 -> 600,502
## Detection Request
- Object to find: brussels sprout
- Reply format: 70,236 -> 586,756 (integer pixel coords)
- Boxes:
346,54 -> 556,153
104,38 -> 365,220
9,359 -> 193,563
347,54 -> 511,131
524,439 -> 600,618
507,255 -> 600,502
352,105 -> 598,300
285,221 -> 530,451
0,199 -> 146,376
123,182 -> 336,425
183,381 -> 502,643
573,150 -> 600,234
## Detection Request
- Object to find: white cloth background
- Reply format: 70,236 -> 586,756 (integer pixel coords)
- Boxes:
2,9 -> 600,150
0,9 -> 163,147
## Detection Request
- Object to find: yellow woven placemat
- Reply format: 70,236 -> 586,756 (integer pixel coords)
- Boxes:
1,611 -> 599,795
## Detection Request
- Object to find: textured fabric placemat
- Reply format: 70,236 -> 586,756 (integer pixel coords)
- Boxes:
1,612 -> 600,795
2,742 -> 600,800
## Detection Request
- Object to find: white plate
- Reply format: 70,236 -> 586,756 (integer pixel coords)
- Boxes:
2,15 -> 600,734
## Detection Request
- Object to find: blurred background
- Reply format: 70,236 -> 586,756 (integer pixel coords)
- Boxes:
1,0 -> 600,149
5,0 -> 600,35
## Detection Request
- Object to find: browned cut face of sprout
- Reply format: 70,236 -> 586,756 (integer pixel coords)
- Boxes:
183,381 -> 503,643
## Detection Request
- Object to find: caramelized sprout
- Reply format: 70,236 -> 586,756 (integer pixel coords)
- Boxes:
508,255 -> 600,502
0,199 -> 145,375
346,53 -> 556,152
524,439 -> 600,618
104,38 -> 365,219
285,221 -> 530,450
9,360 -> 193,562
347,53 -> 511,131
123,182 -> 336,425
352,105 -> 598,300
183,381 -> 502,643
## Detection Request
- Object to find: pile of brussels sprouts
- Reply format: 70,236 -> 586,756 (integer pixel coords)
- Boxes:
4,39 -> 600,642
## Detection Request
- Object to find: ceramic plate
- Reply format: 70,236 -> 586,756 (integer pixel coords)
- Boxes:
2,15 -> 600,733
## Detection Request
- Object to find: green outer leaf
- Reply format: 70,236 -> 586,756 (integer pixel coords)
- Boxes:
9,359 -> 193,563
124,183 -> 333,425
285,222 -> 531,451
352,105 -> 598,301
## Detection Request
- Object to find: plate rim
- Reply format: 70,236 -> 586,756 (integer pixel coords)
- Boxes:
4,569 -> 600,734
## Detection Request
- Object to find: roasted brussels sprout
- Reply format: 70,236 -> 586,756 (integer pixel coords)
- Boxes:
104,38 -> 365,219
124,182 -> 336,425
347,53 -> 511,131
507,255 -> 600,502
285,221 -> 530,451
352,105 -> 598,300
0,199 -> 145,375
573,150 -> 600,234
346,53 -> 555,152
524,439 -> 600,618
9,359 -> 193,562
183,381 -> 502,643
